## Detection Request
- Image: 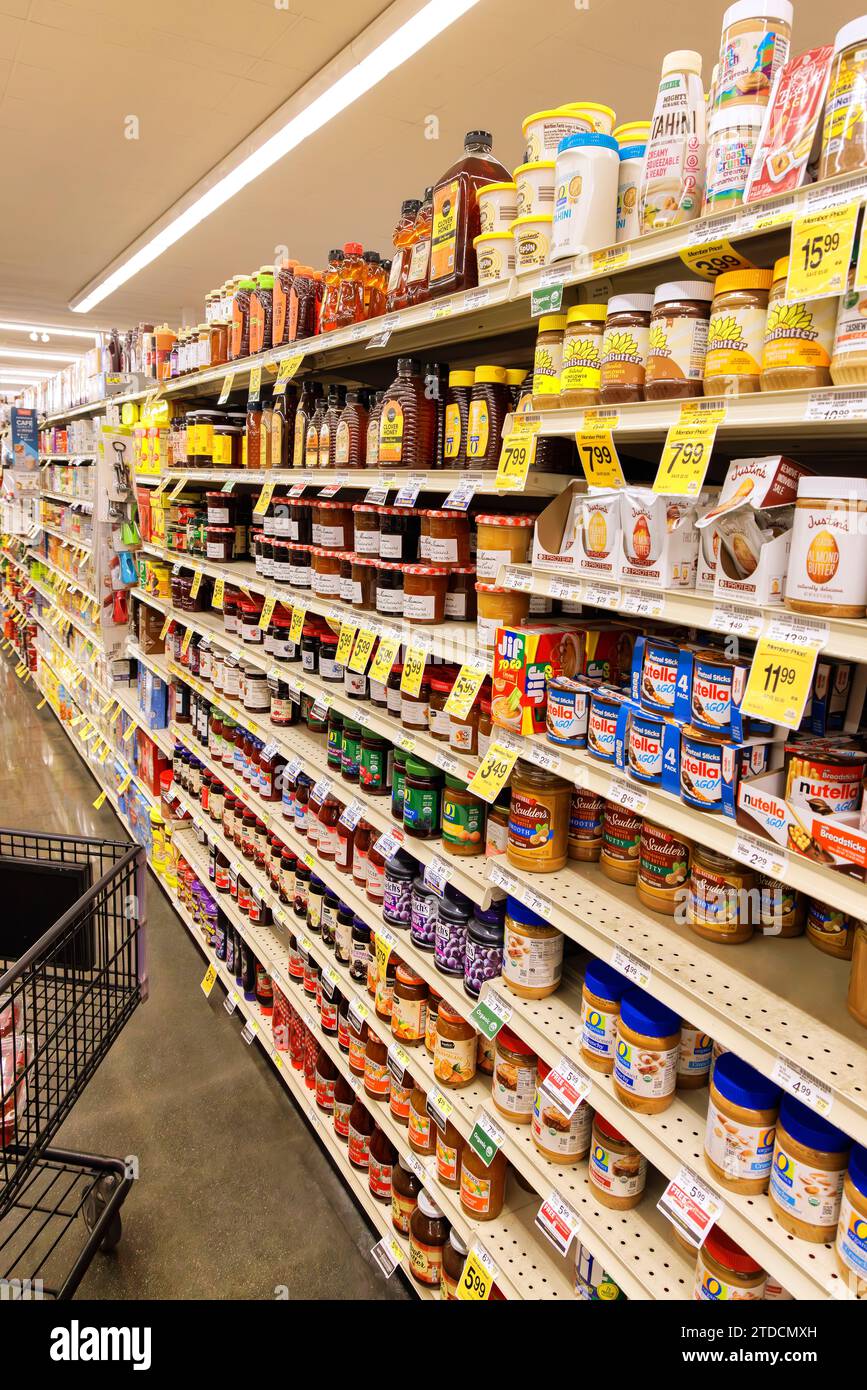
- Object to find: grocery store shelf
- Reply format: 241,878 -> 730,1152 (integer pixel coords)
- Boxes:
38,522 -> 93,553
130,585 -> 169,614
40,170 -> 867,427
39,489 -> 94,508
28,576 -> 99,646
27,549 -> 98,605
160,466 -> 570,497
39,453 -> 94,463
498,563 -> 867,667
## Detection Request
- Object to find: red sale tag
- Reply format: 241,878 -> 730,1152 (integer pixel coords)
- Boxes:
539,1056 -> 592,1119
657,1164 -> 725,1248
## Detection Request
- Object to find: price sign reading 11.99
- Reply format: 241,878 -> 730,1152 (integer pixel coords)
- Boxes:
740,636 -> 818,729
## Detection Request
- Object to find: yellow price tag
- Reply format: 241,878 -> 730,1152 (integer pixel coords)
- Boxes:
289,606 -> 306,644
787,200 -> 860,301
456,1246 -> 495,1302
180,628 -> 193,656
159,614 -> 173,640
218,372 -> 235,405
591,245 -> 630,273
201,964 -> 218,997
273,354 -> 304,393
335,623 -> 358,665
444,663 -> 487,720
71,714 -> 84,728
92,790 -> 108,810
368,634 -> 401,685
740,637 -> 818,730
467,739 -> 520,804
348,628 -> 376,674
374,933 -> 393,981
679,237 -> 755,280
190,569 -> 202,599
259,595 -> 277,630
496,422 -> 539,492
37,697 -> 47,709
118,773 -> 132,794
575,418 -> 625,489
122,722 -> 137,742
400,644 -> 428,697
653,403 -> 725,496
212,577 -> 225,610
168,474 -> 188,502
253,481 -> 275,516
249,365 -> 263,402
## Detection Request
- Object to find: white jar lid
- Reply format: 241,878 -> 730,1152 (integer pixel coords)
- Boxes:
661,49 -> 703,77
796,476 -> 867,502
449,1228 -> 469,1256
653,280 -> 716,304
834,16 -> 867,54
723,0 -> 793,28
708,105 -> 767,134
607,293 -> 655,314
417,1189 -> 445,1219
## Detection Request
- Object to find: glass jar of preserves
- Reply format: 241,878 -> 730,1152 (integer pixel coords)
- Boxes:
403,565 -> 450,624
475,513 -> 534,582
391,1154 -> 422,1235
391,965 -> 427,1046
760,256 -> 836,391
476,583 -> 530,650
423,509 -> 471,566
436,1118 -> 465,1191
433,1002 -> 477,1088
442,776 -> 485,856
409,1190 -> 449,1288
703,268 -> 773,396
408,1085 -> 436,1155
403,756 -> 442,838
352,504 -> 381,557
459,1141 -> 507,1222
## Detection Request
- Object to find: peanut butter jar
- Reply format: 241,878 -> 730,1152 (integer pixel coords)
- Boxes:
589,1114 -> 647,1210
613,987 -> 681,1115
768,1096 -> 850,1244
580,958 -> 625,1075
694,1228 -> 767,1301
704,1051 -> 780,1194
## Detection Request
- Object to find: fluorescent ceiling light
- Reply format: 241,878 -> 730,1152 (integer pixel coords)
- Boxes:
0,369 -> 55,380
0,348 -> 81,362
0,320 -> 101,341
71,0 -> 481,313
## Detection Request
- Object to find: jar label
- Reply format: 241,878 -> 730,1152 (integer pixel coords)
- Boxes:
433,1033 -> 476,1088
694,1259 -> 766,1302
347,1124 -> 371,1167
409,1235 -> 442,1286
705,1097 -> 775,1182
391,1189 -> 416,1234
466,398 -> 490,460
476,545 -> 512,581
601,322 -> 650,389
786,500 -> 867,610
315,1074 -> 335,1111
705,304 -> 766,379
408,1104 -> 432,1149
762,294 -> 835,372
407,238 -> 431,284
460,1166 -> 493,1215
770,1143 -> 845,1228
613,1034 -> 678,1100
430,179 -> 461,284
837,1191 -> 867,1278
368,1156 -> 392,1199
717,23 -> 789,110
493,1056 -> 536,1118
334,420 -> 351,464
403,590 -> 436,620
502,922 -> 563,992
533,1089 -> 592,1160
581,996 -> 618,1061
333,1098 -> 351,1138
444,403 -> 462,460
436,1135 -> 459,1183
379,401 -> 404,463
442,791 -> 484,848
533,337 -> 564,396
562,328 -> 602,392
677,1026 -> 713,1080
304,428 -> 319,468
391,993 -> 426,1044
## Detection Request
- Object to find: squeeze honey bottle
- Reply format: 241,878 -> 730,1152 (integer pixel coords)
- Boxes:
428,130 -> 512,300
405,188 -> 434,307
320,249 -> 344,333
319,387 -> 345,469
335,243 -> 366,328
386,200 -> 421,314
363,252 -> 383,318
379,358 -> 436,469
335,390 -> 369,469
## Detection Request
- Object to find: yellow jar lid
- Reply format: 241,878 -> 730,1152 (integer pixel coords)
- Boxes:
773,255 -> 790,281
713,268 -> 774,294
522,108 -> 569,131
474,366 -> 508,385
478,181 -> 517,195
473,231 -> 513,244
562,102 -> 617,121
506,369 -> 527,385
448,370 -> 475,387
613,120 -> 650,142
566,303 -> 607,323
510,214 -> 554,227
513,160 -> 556,176
538,314 -> 568,332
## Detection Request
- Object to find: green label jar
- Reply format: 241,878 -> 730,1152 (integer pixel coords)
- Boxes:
442,776 -> 485,857
359,733 -> 392,795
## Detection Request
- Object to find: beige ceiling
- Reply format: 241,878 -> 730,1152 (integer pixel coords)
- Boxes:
0,0 -> 856,377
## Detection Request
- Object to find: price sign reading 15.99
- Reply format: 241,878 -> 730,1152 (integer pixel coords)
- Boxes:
740,636 -> 818,729
787,200 -> 860,301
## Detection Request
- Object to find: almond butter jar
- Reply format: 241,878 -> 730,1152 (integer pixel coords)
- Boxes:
704,1051 -> 780,1194
644,280 -> 714,401
784,477 -> 867,619
613,987 -> 681,1115
769,1096 -> 850,1244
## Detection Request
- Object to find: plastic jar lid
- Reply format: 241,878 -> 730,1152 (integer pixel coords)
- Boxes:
662,49 -> 702,77
619,986 -> 680,1040
567,303 -> 607,323
724,0 -> 793,27
712,1051 -> 781,1111
702,1226 -> 764,1277
557,132 -> 619,155
510,214 -> 554,228
594,1112 -> 628,1145
653,280 -> 715,304
406,756 -> 437,777
607,293 -> 654,314
537,314 -> 568,332
795,476 -> 867,502
584,958 -> 626,1003
834,15 -> 867,51
772,255 -> 790,282
496,1025 -> 536,1057
513,160 -> 556,176
475,513 -> 534,527
473,231 -> 513,244
778,1095 -> 850,1154
562,101 -> 617,120
848,1143 -> 867,1197
478,181 -> 517,195
522,108 -> 573,130
618,144 -> 646,159
713,268 -> 774,294
448,370 -> 475,387
474,365 -> 509,384
505,894 -> 549,931
449,1228 -> 468,1255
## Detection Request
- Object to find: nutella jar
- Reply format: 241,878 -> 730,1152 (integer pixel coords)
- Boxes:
600,293 -> 654,404
644,280 -> 713,401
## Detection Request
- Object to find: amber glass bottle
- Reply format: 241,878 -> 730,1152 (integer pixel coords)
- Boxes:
271,385 -> 295,471
405,188 -> 434,308
319,387 -> 345,470
366,391 -> 385,470
428,131 -> 511,299
386,201 -> 421,314
305,394 -> 326,470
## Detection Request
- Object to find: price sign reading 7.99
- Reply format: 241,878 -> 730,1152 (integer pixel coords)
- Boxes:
653,403 -> 726,496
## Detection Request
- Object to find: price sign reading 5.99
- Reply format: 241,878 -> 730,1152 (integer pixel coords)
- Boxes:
740,636 -> 818,729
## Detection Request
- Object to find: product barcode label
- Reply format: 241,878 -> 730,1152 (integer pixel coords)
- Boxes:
610,946 -> 652,989
732,831 -> 789,882
522,742 -> 562,774
535,1193 -> 582,1256
763,613 -> 829,650
582,581 -> 621,610
804,388 -> 867,422
432,750 -> 460,776
393,477 -> 424,508
621,588 -> 666,619
606,777 -> 648,816
363,486 -> 389,506
284,757 -> 302,782
370,1236 -> 404,1279
503,566 -> 534,592
540,1055 -> 592,1118
771,1058 -> 833,1118
463,287 -> 491,311
548,577 -> 583,603
224,993 -> 239,1016
320,966 -> 339,1001
658,1165 -> 725,1249
240,1021 -> 258,1046
338,799 -> 364,831
710,602 -> 764,640
442,479 -> 478,511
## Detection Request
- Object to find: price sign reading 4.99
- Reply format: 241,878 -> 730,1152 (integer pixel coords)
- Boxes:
740,636 -> 818,729
788,200 -> 860,301
653,402 -> 725,496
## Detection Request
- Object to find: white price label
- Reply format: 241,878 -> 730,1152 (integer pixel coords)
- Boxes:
503,567 -> 534,592
284,757 -> 302,782
393,477 -> 424,508
621,588 -> 666,619
732,831 -> 789,881
548,577 -> 583,603
370,1236 -> 405,1279
260,741 -> 278,762
463,286 -> 491,311
535,1192 -> 582,1256
710,603 -> 764,641
240,1022 -> 258,1045
488,862 -> 513,893
442,480 -> 478,512
804,388 -> 867,422
763,613 -> 829,651
320,966 -> 339,1000
657,1165 -> 725,1249
582,581 -> 621,610
338,799 -> 364,831
373,831 -> 402,861
423,855 -> 453,897
404,1150 -> 427,1181
387,1042 -> 412,1084
771,1058 -> 833,1118
348,997 -> 370,1032
432,750 -> 460,776
540,1056 -> 592,1118
223,993 -> 238,1016
311,777 -> 333,802
523,742 -> 562,774
364,486 -> 390,506
539,265 -> 568,288
517,883 -> 551,919
606,777 -> 648,816
610,946 -> 652,989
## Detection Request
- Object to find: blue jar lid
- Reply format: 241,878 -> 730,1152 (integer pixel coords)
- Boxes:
619,143 -> 646,159
779,1095 -> 851,1155
849,1143 -> 867,1196
557,132 -> 620,156
620,985 -> 680,1040
584,958 -> 626,1004
506,894 -> 548,930
712,1052 -> 780,1113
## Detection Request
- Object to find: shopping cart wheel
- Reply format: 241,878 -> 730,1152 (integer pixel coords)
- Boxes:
83,1174 -> 123,1252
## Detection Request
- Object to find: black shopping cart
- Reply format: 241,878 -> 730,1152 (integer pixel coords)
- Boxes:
0,828 -> 147,1299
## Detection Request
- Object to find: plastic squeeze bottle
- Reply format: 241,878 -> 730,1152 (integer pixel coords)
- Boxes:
639,50 -> 706,234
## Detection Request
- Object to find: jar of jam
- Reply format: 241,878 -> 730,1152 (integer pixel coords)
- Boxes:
403,565 -> 449,624
392,1154 -> 422,1235
391,965 -> 427,1046
460,1140 -> 507,1221
409,1190 -> 448,1288
408,1085 -> 436,1155
379,506 -> 421,562
401,678 -> 430,732
442,776 -> 485,856
600,293 -> 654,404
423,510 -> 471,566
403,757 -> 442,838
352,504 -> 381,557
364,1031 -> 391,1102
349,556 -> 377,611
445,566 -> 477,622
375,561 -> 404,619
433,1002 -> 477,1088
645,280 -> 714,401
466,366 -> 511,468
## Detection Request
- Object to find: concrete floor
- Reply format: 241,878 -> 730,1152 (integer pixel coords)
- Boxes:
0,659 -> 409,1301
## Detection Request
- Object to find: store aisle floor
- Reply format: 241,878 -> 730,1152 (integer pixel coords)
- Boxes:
0,662 -> 408,1301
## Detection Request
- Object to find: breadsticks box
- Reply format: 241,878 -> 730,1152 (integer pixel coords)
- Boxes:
738,768 -> 867,877
491,623 -> 588,736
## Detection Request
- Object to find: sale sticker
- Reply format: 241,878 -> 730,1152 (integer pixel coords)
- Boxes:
456,1244 -> 497,1301
201,964 -> 218,997
467,738 -> 519,804
535,1192 -> 582,1256
575,411 -> 625,488
368,634 -> 401,684
653,401 -> 726,495
335,623 -> 357,666
679,237 -> 755,279
740,636 -> 818,728
253,481 -> 275,516
400,643 -> 428,697
273,354 -> 304,392
657,1165 -> 725,1249
212,577 -> 225,610
288,606 -> 306,644
258,595 -> 277,630
496,420 -> 539,492
218,372 -> 235,404
443,662 -> 487,720
348,627 -> 376,674
787,200 -> 860,300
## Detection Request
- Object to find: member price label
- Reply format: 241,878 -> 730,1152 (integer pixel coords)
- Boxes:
575,412 -> 625,488
732,831 -> 789,881
763,613 -> 829,650
535,1192 -> 582,1256
771,1058 -> 833,1118
338,799 -> 364,831
258,594 -> 277,630
372,830 -> 403,861
740,636 -> 818,729
456,1244 -> 497,1302
368,634 -> 401,684
348,627 -> 377,673
253,481 -> 275,516
393,477 -> 424,508
495,421 -> 539,492
201,964 -> 218,997
469,988 -> 512,1041
679,237 -> 755,280
180,628 -> 193,657
610,945 -> 652,989
467,738 -> 520,803
422,855 -> 453,897
468,1109 -> 506,1167
335,622 -> 357,665
658,1165 -> 725,1249
654,402 -> 725,496
289,606 -> 306,644
540,1055 -> 592,1118
710,602 -> 764,640
443,662 -> 487,720
582,581 -> 621,610
787,200 -> 860,300
273,354 -> 304,392
370,1236 -> 405,1280
606,777 -> 648,816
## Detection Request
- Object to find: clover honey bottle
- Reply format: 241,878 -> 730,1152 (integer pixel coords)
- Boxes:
428,131 -> 511,300
379,358 -> 436,469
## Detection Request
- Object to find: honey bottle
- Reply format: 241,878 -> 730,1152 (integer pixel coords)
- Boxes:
366,391 -> 385,469
320,249 -> 344,334
405,188 -> 434,307
363,252 -> 383,319
466,366 -> 511,469
231,275 -> 255,360
386,200 -> 421,314
271,384 -> 296,470
293,383 -> 319,469
335,390 -> 369,469
319,387 -> 345,470
288,266 -> 318,342
305,394 -> 326,470
259,387 -> 274,470
443,370 -> 474,468
428,131 -> 511,300
379,358 -> 436,470
335,242 -> 366,328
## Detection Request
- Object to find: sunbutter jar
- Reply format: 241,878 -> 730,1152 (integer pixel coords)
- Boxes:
613,986 -> 681,1115
704,1051 -> 780,1194
600,293 -> 654,404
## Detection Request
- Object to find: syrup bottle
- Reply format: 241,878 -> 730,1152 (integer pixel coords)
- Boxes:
293,382 -> 319,468
320,249 -> 344,334
405,188 -> 434,307
319,387 -> 345,470
305,394 -> 326,470
335,391 -> 369,469
428,131 -> 510,299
